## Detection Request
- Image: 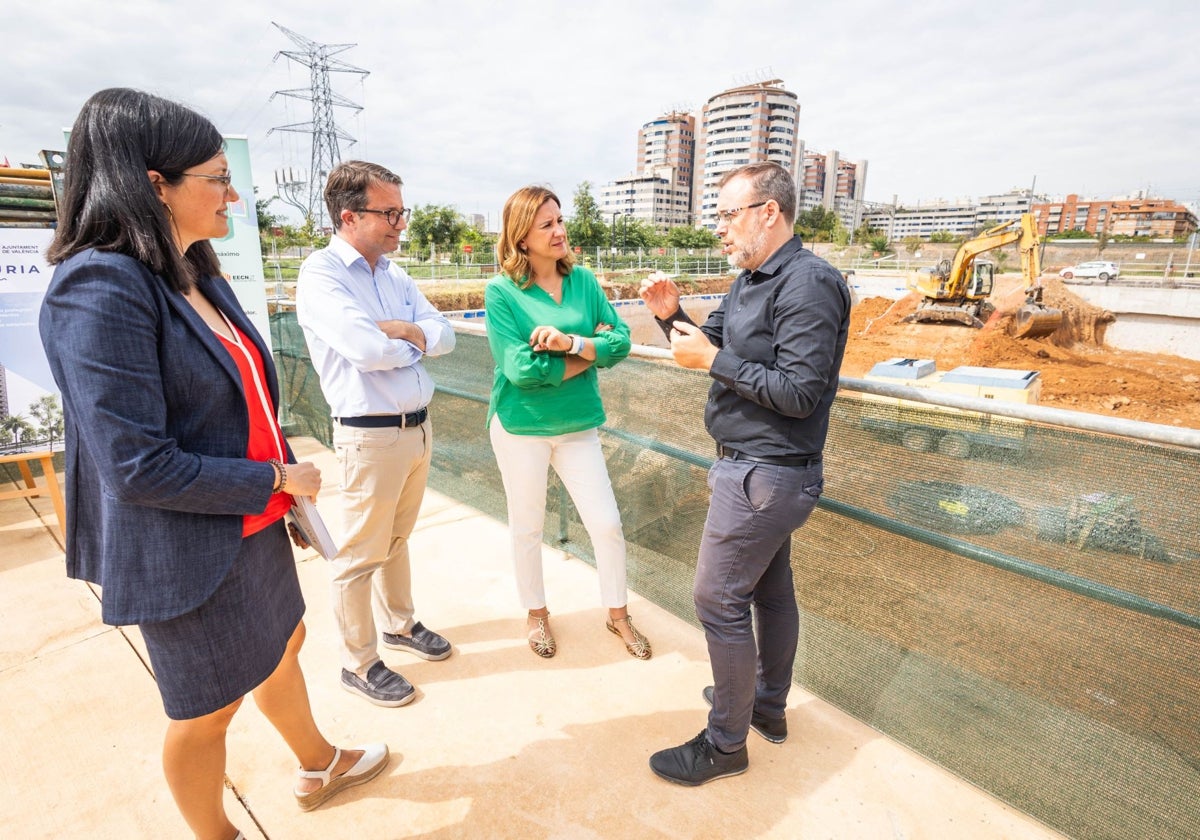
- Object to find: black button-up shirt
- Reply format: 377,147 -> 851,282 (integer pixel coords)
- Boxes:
656,236 -> 850,458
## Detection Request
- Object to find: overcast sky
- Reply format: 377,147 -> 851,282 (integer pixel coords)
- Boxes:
4,0 -> 1197,225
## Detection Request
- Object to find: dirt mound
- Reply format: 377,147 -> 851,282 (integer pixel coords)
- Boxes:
842,280 -> 1200,429
850,295 -> 915,337
986,276 -> 1116,348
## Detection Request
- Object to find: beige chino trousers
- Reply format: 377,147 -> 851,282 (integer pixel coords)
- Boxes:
331,419 -> 432,675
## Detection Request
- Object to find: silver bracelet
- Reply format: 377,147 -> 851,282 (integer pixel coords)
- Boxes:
569,334 -> 585,355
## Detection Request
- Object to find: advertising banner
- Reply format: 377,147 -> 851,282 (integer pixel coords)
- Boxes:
214,136 -> 270,344
0,228 -> 57,425
0,135 -> 270,443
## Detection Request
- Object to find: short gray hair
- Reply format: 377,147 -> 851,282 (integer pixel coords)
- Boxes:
718,162 -> 796,225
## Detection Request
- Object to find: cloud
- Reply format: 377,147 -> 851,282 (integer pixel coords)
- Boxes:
3,0 -> 1197,223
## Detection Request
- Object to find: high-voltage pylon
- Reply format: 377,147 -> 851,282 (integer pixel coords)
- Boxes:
268,22 -> 369,227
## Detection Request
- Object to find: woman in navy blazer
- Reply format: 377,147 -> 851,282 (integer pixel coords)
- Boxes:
40,88 -> 387,838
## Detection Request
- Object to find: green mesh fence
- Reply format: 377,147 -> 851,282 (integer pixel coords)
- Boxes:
273,311 -> 1200,840
270,310 -> 333,447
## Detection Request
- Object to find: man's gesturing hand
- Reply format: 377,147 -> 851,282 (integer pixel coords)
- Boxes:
669,321 -> 718,371
638,271 -> 681,320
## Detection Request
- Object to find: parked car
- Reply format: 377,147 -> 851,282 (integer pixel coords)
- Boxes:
1059,261 -> 1119,282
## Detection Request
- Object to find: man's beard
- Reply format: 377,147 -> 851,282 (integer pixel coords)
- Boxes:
726,222 -> 770,271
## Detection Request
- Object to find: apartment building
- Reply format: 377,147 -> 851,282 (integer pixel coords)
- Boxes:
1033,194 -> 1197,238
862,200 -> 979,240
598,168 -> 693,233
693,79 -> 802,228
598,83 -> 872,234
977,190 -> 1034,226
861,189 -> 1036,241
599,111 -> 695,232
637,111 -> 695,202
797,148 -> 868,228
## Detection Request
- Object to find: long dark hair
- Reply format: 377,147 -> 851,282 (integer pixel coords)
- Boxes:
47,87 -> 224,291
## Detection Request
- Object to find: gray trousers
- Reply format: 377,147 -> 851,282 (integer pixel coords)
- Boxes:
695,456 -> 823,752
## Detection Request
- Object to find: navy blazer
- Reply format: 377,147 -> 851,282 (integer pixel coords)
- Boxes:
39,249 -> 290,625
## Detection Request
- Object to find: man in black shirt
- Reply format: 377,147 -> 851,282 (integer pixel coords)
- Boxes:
641,162 -> 851,786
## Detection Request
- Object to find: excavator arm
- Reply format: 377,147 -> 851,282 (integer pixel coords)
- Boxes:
944,219 -> 1024,294
904,212 -> 1062,338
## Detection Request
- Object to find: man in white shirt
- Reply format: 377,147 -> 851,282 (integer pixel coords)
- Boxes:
297,160 -> 456,707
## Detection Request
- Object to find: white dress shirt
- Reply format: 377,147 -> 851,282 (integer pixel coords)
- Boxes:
296,235 -> 455,417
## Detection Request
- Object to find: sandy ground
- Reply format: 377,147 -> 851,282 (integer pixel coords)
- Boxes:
843,275 -> 1200,429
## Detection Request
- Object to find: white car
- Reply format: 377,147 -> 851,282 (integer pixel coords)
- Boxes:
1059,261 -> 1119,282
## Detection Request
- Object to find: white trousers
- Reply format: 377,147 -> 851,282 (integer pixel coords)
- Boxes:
489,416 -> 628,610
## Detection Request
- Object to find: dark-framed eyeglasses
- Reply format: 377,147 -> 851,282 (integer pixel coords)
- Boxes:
182,172 -> 234,188
715,201 -> 767,223
357,207 -> 411,227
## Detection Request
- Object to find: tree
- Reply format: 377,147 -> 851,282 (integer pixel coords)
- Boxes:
831,216 -> 850,247
795,207 -> 838,243
866,233 -> 891,253
565,182 -> 607,248
298,216 -> 330,249
665,225 -> 720,249
407,204 -> 467,260
0,413 -> 36,450
851,221 -> 876,246
27,395 -> 64,450
255,195 -> 284,236
611,216 -> 662,250
458,225 -> 497,263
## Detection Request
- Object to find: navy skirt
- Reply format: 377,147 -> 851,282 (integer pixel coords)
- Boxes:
139,520 -> 305,720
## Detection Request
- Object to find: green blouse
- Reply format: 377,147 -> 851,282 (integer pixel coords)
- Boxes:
485,265 -> 631,436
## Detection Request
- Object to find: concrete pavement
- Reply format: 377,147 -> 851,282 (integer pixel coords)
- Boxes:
1,438 -> 1064,839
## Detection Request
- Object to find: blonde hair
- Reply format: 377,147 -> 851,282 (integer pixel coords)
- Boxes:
497,186 -> 574,289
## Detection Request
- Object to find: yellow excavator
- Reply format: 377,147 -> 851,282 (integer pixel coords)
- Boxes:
902,213 -> 1063,338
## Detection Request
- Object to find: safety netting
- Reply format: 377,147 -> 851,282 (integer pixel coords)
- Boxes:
271,310 -> 1200,840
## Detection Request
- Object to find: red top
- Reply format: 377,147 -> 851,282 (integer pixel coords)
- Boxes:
215,323 -> 292,537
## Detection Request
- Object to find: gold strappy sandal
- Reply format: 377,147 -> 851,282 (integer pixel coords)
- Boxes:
606,614 -> 652,660
527,612 -> 557,658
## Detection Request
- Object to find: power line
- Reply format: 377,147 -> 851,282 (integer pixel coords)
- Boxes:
267,22 -> 369,227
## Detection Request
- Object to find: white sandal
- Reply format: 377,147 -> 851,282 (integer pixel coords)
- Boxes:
294,743 -> 389,811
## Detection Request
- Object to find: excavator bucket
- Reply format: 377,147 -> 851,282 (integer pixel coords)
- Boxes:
1010,302 -> 1063,339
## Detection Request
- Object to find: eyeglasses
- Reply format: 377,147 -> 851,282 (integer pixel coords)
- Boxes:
357,207 -> 411,227
182,172 -> 234,188
714,201 -> 767,223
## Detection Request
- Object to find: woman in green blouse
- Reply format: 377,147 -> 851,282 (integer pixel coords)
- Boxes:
485,185 -> 651,661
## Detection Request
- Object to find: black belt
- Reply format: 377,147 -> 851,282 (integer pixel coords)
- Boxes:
337,408 -> 428,428
717,445 -> 821,468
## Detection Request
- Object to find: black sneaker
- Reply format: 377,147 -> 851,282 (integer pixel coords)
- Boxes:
702,685 -> 788,744
650,730 -> 748,786
382,621 -> 452,661
341,662 -> 415,707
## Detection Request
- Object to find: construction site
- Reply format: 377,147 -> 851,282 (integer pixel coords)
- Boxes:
6,189 -> 1200,838
558,265 -> 1198,431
